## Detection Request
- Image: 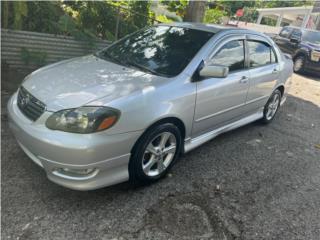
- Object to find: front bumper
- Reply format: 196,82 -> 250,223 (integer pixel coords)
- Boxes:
305,58 -> 320,75
7,93 -> 143,190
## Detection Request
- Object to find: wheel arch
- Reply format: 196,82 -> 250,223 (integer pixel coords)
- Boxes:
293,50 -> 308,60
130,116 -> 186,154
276,85 -> 285,97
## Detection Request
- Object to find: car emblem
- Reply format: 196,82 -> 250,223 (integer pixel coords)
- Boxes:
20,94 -> 30,106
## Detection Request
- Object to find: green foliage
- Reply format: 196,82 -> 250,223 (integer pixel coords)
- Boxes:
1,1 -> 153,41
203,8 -> 226,24
262,0 -> 314,8
20,47 -> 47,66
12,2 -> 28,29
216,0 -> 256,16
156,15 -> 173,23
1,2 -> 64,33
2,1 -> 9,28
129,1 -> 152,28
242,6 -> 259,23
161,0 -> 188,17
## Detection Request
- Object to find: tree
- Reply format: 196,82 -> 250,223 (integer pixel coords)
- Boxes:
129,1 -> 152,28
161,0 -> 188,17
203,8 -> 227,24
184,1 -> 207,22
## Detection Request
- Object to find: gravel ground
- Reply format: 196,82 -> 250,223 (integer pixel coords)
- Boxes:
1,73 -> 320,240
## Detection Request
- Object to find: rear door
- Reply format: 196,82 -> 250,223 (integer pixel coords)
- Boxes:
245,35 -> 280,111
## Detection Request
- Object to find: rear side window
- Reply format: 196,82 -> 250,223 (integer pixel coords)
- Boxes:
279,27 -> 291,38
210,40 -> 245,72
248,41 -> 277,68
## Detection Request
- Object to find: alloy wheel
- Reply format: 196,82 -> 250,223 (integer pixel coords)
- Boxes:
266,93 -> 280,120
142,132 -> 177,177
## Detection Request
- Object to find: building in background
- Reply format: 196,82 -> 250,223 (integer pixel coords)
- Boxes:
256,5 -> 320,30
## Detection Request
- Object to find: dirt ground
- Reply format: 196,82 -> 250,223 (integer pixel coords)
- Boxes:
1,73 -> 320,240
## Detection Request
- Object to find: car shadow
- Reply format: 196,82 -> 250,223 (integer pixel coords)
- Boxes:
295,72 -> 320,81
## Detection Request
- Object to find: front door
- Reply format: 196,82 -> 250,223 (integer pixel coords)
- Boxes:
192,38 -> 249,137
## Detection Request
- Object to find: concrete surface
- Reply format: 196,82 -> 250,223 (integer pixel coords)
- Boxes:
1,73 -> 320,240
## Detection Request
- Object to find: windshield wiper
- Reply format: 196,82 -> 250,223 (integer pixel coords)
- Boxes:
123,60 -> 168,77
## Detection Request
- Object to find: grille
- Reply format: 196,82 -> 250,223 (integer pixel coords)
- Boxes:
17,87 -> 46,121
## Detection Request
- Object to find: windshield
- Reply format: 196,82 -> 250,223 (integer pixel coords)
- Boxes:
97,26 -> 214,77
302,31 -> 320,45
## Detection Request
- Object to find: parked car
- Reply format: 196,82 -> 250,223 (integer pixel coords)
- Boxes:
8,23 -> 293,190
273,26 -> 320,75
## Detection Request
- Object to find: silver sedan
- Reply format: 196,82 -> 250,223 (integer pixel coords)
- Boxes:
8,23 -> 293,190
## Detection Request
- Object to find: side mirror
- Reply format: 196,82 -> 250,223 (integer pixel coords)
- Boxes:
199,64 -> 229,78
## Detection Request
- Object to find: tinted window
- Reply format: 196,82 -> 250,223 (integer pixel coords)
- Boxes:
290,29 -> 302,40
279,27 -> 291,38
97,26 -> 214,77
210,40 -> 245,72
248,41 -> 276,67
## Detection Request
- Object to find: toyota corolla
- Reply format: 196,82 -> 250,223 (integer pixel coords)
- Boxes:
8,23 -> 293,190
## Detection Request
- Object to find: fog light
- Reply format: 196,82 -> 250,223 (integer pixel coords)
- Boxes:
52,167 -> 99,180
62,168 -> 96,175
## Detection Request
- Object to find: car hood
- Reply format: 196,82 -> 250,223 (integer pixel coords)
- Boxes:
305,41 -> 320,50
22,55 -> 167,111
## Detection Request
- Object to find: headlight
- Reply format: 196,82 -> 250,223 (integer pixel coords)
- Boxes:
311,50 -> 320,62
46,106 -> 120,133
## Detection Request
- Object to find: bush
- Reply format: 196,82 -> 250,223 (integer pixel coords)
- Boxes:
203,8 -> 226,24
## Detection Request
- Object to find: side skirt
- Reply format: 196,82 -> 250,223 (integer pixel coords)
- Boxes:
184,110 -> 264,153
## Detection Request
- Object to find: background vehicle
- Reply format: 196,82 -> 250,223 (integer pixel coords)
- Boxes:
273,26 -> 320,75
8,23 -> 293,190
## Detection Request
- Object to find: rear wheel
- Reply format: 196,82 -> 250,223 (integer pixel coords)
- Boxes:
261,89 -> 282,124
293,55 -> 305,73
129,123 -> 182,184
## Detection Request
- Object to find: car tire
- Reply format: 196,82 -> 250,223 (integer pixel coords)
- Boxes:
293,55 -> 305,73
261,89 -> 282,124
129,123 -> 182,185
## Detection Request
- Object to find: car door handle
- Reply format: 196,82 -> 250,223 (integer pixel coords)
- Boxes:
272,69 -> 279,74
239,76 -> 249,83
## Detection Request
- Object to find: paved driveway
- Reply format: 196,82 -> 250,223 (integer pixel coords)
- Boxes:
1,73 -> 320,240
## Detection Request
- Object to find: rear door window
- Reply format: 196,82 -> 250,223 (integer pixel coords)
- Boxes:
248,41 -> 277,68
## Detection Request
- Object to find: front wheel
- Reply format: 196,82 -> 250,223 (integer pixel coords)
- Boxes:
129,123 -> 182,184
261,89 -> 282,124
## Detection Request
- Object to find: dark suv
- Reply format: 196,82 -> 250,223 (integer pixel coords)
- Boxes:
273,26 -> 320,75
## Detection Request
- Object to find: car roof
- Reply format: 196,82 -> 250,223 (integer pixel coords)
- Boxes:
158,22 -> 239,34
156,22 -> 270,40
